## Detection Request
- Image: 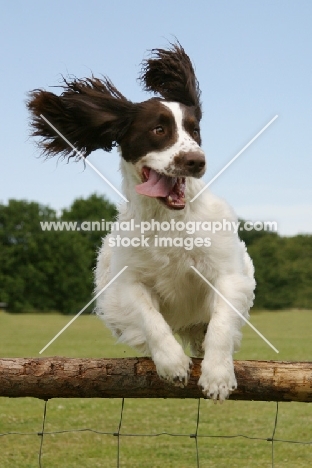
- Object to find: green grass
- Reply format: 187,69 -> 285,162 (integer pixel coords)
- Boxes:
0,310 -> 311,467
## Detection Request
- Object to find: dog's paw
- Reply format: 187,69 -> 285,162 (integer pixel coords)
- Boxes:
153,346 -> 192,388
198,359 -> 237,402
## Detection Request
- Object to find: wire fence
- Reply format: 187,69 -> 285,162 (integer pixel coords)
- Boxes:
1,397 -> 312,467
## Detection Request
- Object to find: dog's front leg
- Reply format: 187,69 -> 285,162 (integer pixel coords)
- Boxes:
100,279 -> 192,387
198,274 -> 249,402
127,283 -> 192,387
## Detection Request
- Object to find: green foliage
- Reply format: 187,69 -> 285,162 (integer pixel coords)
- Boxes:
239,222 -> 312,309
238,218 -> 278,248
0,200 -> 311,313
61,193 -> 117,270
0,195 -> 116,313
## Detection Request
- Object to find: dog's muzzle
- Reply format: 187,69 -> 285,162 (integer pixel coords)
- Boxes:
174,151 -> 206,177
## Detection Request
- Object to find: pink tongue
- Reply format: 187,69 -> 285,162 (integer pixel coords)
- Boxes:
136,169 -> 176,198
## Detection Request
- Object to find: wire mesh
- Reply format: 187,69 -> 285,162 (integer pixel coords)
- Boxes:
1,397 -> 312,467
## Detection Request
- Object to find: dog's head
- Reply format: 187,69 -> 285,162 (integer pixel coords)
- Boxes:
27,43 -> 205,210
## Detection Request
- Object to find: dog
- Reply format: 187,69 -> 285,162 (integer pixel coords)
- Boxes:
28,43 -> 255,401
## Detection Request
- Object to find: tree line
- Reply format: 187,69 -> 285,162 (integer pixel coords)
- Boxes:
0,195 -> 311,313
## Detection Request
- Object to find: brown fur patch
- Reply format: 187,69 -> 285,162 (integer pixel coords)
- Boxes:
27,77 -> 138,159
140,42 -> 202,121
27,42 -> 203,163
120,99 -> 178,162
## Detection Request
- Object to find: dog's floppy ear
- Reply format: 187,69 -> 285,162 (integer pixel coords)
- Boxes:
27,77 -> 137,159
140,42 -> 202,120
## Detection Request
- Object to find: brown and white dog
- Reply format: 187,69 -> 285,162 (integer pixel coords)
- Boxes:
28,43 -> 255,401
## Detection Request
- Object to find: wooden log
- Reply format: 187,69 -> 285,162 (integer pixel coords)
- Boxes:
0,358 -> 311,402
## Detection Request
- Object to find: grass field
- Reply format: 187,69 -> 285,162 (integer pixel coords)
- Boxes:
0,310 -> 311,467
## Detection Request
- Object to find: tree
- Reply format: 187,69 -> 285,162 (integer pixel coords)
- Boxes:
245,230 -> 312,309
238,218 -> 278,247
0,195 -> 117,313
0,200 -> 57,311
61,193 -> 117,268
1,206 -> 311,312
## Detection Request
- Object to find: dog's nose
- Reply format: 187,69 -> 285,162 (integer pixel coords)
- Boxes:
184,152 -> 206,174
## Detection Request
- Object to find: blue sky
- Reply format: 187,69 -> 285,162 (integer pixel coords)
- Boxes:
1,0 -> 311,235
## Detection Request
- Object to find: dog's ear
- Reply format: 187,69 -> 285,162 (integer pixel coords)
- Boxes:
140,42 -> 202,120
27,77 -> 137,159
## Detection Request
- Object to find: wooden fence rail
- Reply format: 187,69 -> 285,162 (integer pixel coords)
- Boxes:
0,358 -> 311,402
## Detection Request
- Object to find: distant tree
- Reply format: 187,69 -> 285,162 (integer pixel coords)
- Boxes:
0,199 -> 58,311
244,226 -> 312,309
1,206 -> 311,313
283,235 -> 312,309
61,193 -> 117,267
0,195 -> 117,313
238,218 -> 278,247
248,235 -> 292,309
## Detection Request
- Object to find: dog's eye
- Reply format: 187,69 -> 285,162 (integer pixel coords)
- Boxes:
153,126 -> 165,135
193,128 -> 200,138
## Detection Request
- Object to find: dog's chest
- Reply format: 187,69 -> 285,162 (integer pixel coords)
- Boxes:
127,241 -> 214,328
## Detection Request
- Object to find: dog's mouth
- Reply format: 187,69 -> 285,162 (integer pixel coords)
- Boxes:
135,167 -> 186,210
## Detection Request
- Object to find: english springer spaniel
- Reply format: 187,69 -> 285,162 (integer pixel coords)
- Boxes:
28,43 -> 255,401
